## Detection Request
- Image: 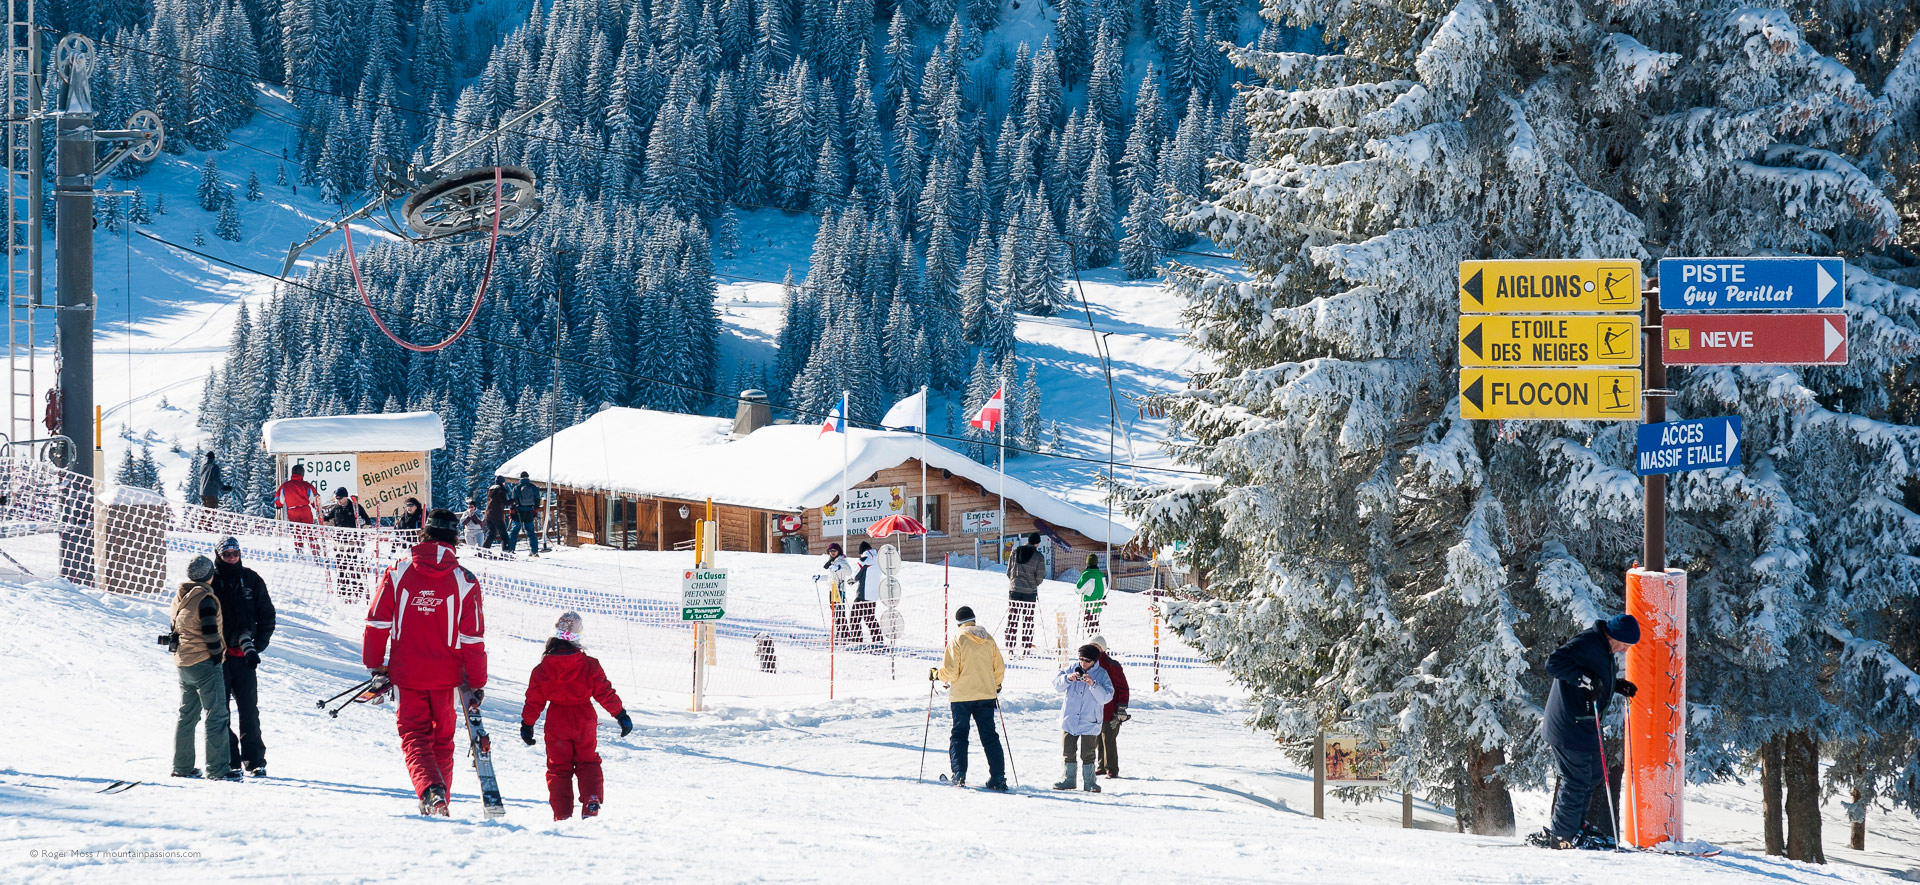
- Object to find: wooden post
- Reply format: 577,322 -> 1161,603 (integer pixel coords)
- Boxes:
1312,731 -> 1325,819
1403,792 -> 1413,829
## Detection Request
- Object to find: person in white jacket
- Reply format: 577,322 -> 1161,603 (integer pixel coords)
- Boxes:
1053,643 -> 1115,793
819,543 -> 854,643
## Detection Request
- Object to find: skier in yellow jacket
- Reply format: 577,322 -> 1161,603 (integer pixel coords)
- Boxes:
930,606 -> 1008,791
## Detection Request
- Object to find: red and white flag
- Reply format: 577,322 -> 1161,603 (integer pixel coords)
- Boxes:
969,388 -> 1004,432
818,403 -> 845,437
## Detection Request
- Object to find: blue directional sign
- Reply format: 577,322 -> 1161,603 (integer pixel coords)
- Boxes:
1659,257 -> 1843,312
1636,417 -> 1742,476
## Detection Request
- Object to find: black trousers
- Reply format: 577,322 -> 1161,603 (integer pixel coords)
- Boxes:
483,517 -> 507,548
948,699 -> 1005,784
224,656 -> 265,770
1549,740 -> 1604,838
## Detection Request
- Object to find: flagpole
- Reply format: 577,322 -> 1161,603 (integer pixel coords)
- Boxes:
920,384 -> 929,564
997,377 -> 1005,564
840,390 -> 850,562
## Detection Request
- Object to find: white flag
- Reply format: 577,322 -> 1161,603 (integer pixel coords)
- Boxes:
880,390 -> 927,432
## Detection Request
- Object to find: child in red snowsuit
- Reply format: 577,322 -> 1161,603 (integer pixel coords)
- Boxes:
520,612 -> 632,821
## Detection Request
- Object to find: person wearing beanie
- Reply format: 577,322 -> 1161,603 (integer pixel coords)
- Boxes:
1076,554 -> 1107,634
273,464 -> 323,558
819,543 -> 854,644
1003,532 -> 1047,655
1529,614 -> 1641,849
1053,643 -> 1116,792
1087,635 -> 1130,779
170,555 -> 239,781
847,541 -> 886,646
930,606 -> 1008,790
211,537 -> 276,777
507,471 -> 544,558
482,477 -> 509,549
521,611 -> 632,821
363,507 -> 488,816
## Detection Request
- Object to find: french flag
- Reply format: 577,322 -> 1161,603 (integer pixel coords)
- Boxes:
969,388 -> 1004,432
818,403 -> 845,437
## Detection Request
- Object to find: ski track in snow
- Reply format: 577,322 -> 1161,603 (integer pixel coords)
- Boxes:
1,569 -> 1915,883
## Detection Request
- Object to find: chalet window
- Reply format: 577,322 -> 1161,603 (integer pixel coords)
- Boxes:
910,494 -> 944,532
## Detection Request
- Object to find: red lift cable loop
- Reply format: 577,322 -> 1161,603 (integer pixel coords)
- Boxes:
342,166 -> 503,352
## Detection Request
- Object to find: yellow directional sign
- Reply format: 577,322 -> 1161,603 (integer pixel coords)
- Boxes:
1459,315 -> 1640,367
1459,260 -> 1643,313
1459,368 -> 1642,420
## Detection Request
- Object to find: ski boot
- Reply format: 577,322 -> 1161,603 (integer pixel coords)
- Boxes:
169,768 -> 201,779
982,778 -> 1009,793
582,801 -> 601,818
1527,828 -> 1576,850
246,765 -> 267,778
947,774 -> 966,787
1577,823 -> 1617,850
420,784 -> 450,817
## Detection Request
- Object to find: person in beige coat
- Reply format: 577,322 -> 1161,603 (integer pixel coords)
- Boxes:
170,555 -> 238,780
930,606 -> 1008,791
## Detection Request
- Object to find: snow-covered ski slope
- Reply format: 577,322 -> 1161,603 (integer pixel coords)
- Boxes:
3,554 -> 1915,883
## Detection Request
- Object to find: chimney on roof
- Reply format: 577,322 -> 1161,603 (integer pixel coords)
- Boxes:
732,389 -> 772,438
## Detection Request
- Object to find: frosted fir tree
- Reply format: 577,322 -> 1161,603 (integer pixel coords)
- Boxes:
1139,0 -> 1920,843
197,158 -> 223,212
215,192 -> 242,242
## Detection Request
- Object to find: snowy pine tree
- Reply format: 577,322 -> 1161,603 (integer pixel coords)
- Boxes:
1140,0 -> 1920,845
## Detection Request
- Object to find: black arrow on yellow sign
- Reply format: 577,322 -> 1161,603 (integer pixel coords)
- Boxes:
1462,375 -> 1484,411
1462,269 -> 1485,305
1461,322 -> 1483,359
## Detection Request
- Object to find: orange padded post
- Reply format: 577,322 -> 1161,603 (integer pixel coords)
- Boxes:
1623,567 -> 1686,847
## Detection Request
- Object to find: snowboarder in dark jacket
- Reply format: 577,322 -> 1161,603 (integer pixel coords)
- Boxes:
211,536 -> 276,776
1530,614 -> 1640,849
483,479 -> 508,549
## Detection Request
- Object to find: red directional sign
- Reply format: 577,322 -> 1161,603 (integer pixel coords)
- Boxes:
1661,313 -> 1847,366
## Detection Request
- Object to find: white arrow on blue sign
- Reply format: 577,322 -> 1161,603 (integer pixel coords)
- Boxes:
1636,416 -> 1742,476
1658,257 -> 1843,312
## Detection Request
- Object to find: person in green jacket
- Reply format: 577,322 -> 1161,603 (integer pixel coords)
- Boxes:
1076,554 -> 1106,633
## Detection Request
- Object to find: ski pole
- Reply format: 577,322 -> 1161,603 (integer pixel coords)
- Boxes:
318,677 -> 373,709
999,702 -> 1020,788
1594,697 -> 1624,850
918,680 -> 935,782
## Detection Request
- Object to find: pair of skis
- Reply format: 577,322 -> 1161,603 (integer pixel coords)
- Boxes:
458,687 -> 506,820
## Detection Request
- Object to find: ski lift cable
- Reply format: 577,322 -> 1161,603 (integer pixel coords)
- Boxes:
136,230 -> 1218,480
80,31 -> 1239,265
340,167 -> 505,353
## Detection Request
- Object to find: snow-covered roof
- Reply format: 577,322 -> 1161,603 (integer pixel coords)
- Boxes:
262,411 -> 447,454
497,407 -> 1132,544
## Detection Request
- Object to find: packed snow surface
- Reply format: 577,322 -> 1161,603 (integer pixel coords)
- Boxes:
2,548 -> 1914,883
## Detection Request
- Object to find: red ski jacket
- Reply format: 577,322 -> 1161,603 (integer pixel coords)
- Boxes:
275,478 -> 322,523
362,541 -> 487,690
521,649 -> 624,727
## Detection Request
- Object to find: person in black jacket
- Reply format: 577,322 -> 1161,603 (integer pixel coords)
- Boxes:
395,497 -> 424,531
211,536 -> 276,777
1530,614 -> 1640,849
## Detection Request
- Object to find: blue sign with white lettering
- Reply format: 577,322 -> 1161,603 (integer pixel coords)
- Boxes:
1658,258 -> 1844,312
1636,416 -> 1742,476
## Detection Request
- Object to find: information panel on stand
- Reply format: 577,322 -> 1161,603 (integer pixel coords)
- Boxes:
1459,368 -> 1643,421
1657,257 -> 1843,312
1459,260 -> 1643,313
1459,314 -> 1640,367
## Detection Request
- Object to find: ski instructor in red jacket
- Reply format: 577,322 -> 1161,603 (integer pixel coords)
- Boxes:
362,508 -> 487,816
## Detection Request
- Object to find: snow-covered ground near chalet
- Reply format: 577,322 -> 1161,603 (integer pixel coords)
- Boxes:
2,548 -> 1915,883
